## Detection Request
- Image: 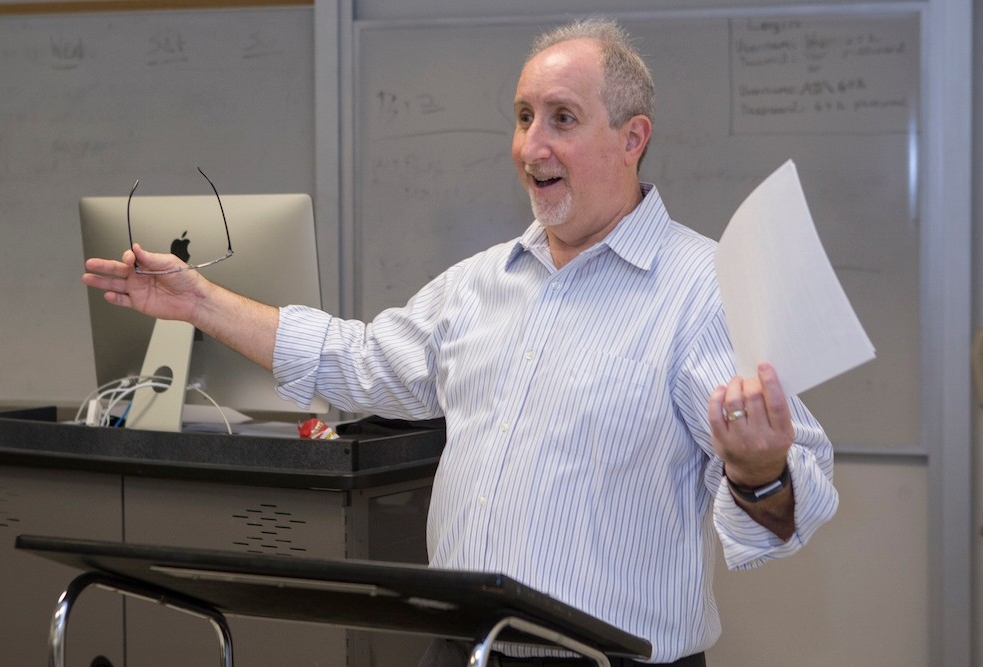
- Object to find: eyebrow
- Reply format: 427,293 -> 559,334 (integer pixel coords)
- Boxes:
513,94 -> 585,114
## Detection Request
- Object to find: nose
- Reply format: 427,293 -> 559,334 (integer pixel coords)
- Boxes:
514,117 -> 551,165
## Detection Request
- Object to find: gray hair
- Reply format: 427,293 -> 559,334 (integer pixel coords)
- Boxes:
529,17 -> 656,132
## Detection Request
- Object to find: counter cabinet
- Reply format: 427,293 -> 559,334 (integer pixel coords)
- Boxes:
0,413 -> 442,667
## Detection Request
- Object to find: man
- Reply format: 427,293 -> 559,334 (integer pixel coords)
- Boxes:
83,18 -> 837,667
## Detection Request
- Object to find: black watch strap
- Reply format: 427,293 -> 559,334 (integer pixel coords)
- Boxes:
725,464 -> 790,503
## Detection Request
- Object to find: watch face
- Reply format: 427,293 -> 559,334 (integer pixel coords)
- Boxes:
726,465 -> 790,503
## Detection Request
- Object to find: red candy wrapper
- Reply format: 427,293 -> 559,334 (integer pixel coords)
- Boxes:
298,418 -> 339,440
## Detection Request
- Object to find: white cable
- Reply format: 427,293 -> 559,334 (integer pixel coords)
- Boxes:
77,374 -> 234,435
187,384 -> 233,435
76,375 -> 176,427
73,376 -> 138,424
100,379 -> 171,427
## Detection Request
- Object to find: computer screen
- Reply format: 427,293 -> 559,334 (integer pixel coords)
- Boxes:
80,190 -> 329,428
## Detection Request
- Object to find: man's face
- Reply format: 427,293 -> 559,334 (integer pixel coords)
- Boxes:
512,39 -> 636,239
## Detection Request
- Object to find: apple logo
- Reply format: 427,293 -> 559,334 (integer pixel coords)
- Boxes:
170,231 -> 191,263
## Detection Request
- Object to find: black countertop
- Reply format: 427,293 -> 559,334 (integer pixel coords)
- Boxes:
0,408 -> 445,490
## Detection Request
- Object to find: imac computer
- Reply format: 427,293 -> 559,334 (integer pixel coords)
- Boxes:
80,188 -> 329,432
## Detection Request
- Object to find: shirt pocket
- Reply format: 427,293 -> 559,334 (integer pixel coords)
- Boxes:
544,348 -> 664,466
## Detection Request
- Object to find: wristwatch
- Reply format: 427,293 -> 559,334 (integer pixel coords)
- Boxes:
725,464 -> 790,503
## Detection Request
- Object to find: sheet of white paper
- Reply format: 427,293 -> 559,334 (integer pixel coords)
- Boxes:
715,159 -> 876,395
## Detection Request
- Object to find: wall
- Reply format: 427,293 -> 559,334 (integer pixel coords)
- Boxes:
710,458 -> 928,665
0,5 -> 318,406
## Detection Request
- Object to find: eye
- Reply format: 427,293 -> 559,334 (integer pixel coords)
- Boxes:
555,111 -> 576,126
515,109 -> 533,127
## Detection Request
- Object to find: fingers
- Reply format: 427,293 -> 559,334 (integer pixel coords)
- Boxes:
83,241 -> 143,278
130,243 -> 162,271
757,362 -> 792,434
84,256 -> 129,278
708,376 -> 756,428
83,250 -> 139,306
723,377 -> 751,420
709,363 -> 795,470
708,378 -> 753,441
104,289 -> 131,308
711,364 -> 789,428
83,244 -> 178,290
81,268 -> 123,293
708,384 -> 727,436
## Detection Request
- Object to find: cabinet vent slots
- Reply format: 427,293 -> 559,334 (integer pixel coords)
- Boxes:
0,488 -> 21,530
230,502 -> 308,555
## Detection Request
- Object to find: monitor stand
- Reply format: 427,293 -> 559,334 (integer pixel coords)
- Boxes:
125,319 -> 194,432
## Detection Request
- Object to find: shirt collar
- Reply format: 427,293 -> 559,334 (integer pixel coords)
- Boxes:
506,182 -> 671,271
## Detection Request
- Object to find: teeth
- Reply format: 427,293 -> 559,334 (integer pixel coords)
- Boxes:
525,166 -> 563,188
525,166 -> 561,181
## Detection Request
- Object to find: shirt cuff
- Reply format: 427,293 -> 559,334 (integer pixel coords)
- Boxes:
714,445 -> 838,570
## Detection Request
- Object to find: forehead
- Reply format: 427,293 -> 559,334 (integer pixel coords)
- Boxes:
514,38 -> 605,107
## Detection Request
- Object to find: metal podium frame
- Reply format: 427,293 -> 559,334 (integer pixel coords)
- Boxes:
50,571 -> 235,667
17,535 -> 651,667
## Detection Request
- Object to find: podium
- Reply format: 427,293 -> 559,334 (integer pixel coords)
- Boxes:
16,535 -> 651,667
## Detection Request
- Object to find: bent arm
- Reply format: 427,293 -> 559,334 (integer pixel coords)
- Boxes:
707,362 -> 837,566
676,314 -> 837,568
708,362 -> 797,540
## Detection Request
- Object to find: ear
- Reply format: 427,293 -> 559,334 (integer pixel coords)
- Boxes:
623,114 -> 652,166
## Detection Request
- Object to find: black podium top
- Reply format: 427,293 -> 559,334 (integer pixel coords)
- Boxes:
16,534 -> 651,659
0,412 -> 446,489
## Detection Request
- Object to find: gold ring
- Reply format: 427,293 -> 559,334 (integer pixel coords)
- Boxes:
725,409 -> 747,422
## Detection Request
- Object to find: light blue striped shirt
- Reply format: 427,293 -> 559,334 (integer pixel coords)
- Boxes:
273,184 -> 838,662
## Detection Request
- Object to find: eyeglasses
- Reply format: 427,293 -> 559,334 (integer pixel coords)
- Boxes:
127,167 -> 234,275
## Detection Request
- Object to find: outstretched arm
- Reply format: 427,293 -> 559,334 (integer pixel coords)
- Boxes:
82,244 -> 280,371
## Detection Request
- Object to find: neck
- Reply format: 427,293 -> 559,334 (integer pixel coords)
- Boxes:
546,185 -> 644,268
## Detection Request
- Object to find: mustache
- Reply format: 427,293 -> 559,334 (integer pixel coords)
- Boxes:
524,165 -> 566,180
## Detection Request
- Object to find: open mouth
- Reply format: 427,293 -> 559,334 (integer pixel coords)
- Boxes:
533,176 -> 562,189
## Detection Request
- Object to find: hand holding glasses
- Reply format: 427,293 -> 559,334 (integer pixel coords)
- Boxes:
126,167 -> 234,275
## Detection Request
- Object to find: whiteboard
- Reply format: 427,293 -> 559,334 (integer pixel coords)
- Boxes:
0,8 -> 315,406
354,12 -> 920,449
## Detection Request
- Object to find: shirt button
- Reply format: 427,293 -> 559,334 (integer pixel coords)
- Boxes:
500,421 -> 510,433
478,495 -> 488,506
524,350 -> 534,361
551,281 -> 561,291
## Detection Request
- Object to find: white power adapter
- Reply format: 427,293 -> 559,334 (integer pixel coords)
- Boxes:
85,399 -> 102,426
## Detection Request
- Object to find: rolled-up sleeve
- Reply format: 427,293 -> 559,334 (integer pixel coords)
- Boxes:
273,305 -> 336,410
271,261 -> 463,419
712,412 -> 839,570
